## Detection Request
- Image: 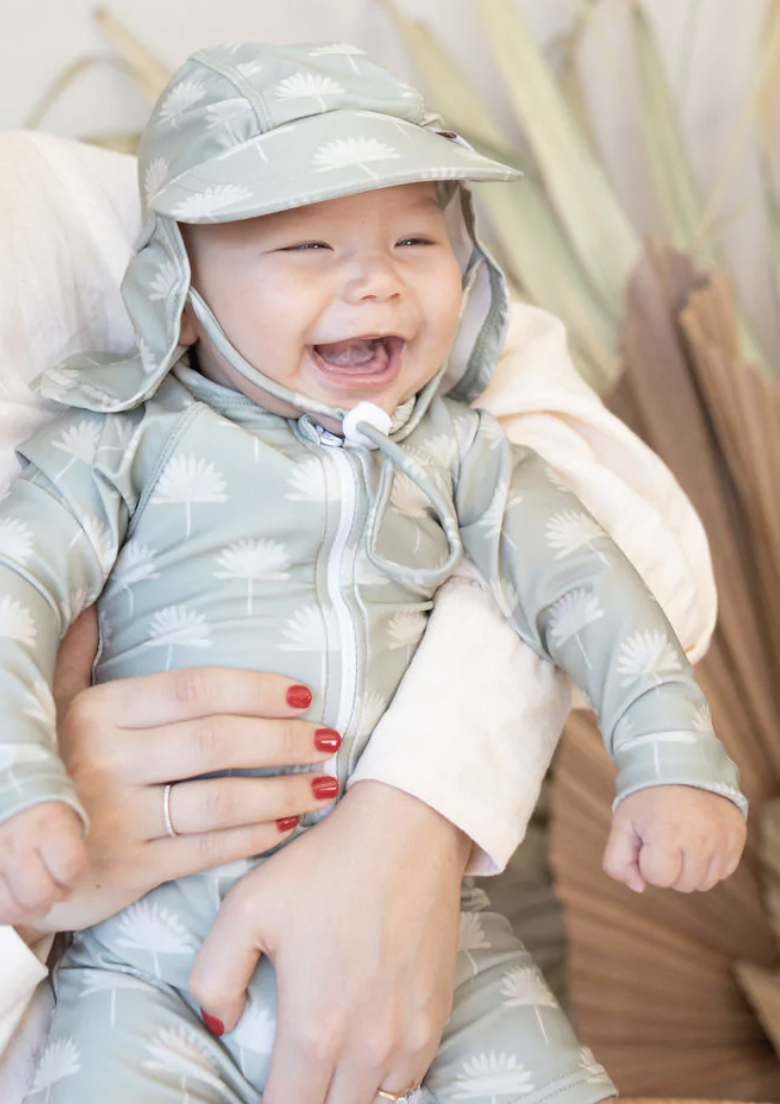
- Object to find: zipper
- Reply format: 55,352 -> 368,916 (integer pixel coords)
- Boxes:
319,434 -> 359,747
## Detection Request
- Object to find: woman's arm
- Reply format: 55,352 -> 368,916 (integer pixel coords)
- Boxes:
0,926 -> 51,1058
350,575 -> 571,874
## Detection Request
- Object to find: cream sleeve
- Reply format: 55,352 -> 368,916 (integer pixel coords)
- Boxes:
0,927 -> 52,1056
349,302 -> 717,874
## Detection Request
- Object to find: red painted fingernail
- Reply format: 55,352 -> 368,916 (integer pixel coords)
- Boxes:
277,815 -> 300,832
314,728 -> 341,753
312,775 -> 339,800
201,1009 -> 225,1037
286,685 -> 312,709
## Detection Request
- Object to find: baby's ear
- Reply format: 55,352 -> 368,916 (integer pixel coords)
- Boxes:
178,302 -> 197,347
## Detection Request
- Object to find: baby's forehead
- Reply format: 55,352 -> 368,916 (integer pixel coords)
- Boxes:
183,182 -> 444,249
262,182 -> 442,227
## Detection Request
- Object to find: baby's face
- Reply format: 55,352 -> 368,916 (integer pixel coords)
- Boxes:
180,183 -> 463,421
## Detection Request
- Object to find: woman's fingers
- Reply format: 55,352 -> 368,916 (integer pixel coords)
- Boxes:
53,607 -> 100,713
325,1054 -> 432,1104
152,773 -> 338,838
263,1025 -> 334,1104
126,716 -> 337,786
155,821 -> 298,884
73,667 -> 313,731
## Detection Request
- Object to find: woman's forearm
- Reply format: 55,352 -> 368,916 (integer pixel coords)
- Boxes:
0,926 -> 51,1056
349,577 -> 571,875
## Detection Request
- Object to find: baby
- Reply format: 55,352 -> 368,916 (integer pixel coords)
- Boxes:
0,42 -> 745,1104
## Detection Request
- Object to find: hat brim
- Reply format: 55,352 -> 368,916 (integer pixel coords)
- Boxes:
149,108 -> 522,223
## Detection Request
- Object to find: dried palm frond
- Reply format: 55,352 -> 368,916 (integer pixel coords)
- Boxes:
26,9 -> 171,155
475,0 -> 639,312
550,243 -> 780,1098
380,0 -> 621,389
630,1 -> 768,370
384,0 -> 780,376
93,7 -> 170,103
700,0 -> 780,243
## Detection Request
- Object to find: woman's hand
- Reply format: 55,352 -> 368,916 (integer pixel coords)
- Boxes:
31,607 -> 341,933
190,779 -> 470,1104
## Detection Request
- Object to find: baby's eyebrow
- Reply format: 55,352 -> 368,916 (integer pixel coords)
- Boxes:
406,194 -> 444,211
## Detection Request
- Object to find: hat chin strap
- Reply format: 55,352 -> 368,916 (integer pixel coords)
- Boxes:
186,287 -> 463,585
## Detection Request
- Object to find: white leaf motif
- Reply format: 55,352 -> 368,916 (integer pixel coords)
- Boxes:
0,595 -> 36,646
231,1000 -> 276,1056
146,607 -> 212,649
207,98 -> 254,130
0,518 -> 33,563
458,912 -> 490,953
30,1037 -> 81,1093
308,43 -> 366,73
451,1051 -> 534,1097
547,590 -> 604,648
275,72 -> 345,111
387,610 -> 427,650
500,966 -> 557,1008
173,184 -> 253,221
280,605 -> 334,652
355,690 -> 388,736
214,539 -> 291,615
144,1026 -> 233,1100
23,680 -> 56,735
158,79 -> 206,125
692,702 -> 715,734
313,137 -> 401,179
151,455 -> 227,537
144,156 -> 169,203
286,458 -> 328,502
616,630 -> 682,686
545,510 -> 607,561
148,260 -> 178,302
116,901 -> 197,977
51,419 -> 101,478
80,515 -> 116,574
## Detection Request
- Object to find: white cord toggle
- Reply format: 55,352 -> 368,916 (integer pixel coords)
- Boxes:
342,402 -> 393,448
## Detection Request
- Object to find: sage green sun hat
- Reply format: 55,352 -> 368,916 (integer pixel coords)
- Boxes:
38,41 -> 522,424
141,41 -> 521,222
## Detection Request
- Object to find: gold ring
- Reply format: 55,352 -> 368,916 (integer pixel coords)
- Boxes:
376,1086 -> 422,1102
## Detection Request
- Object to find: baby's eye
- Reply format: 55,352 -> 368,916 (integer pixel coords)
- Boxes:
396,237 -> 434,248
282,241 -> 331,252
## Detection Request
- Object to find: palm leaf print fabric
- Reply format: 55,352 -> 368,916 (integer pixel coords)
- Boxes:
5,367 -> 738,1104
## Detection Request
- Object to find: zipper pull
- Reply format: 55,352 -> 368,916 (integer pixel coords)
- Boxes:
298,414 -> 345,448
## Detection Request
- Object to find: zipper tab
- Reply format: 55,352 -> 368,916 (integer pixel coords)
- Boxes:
298,414 -> 344,449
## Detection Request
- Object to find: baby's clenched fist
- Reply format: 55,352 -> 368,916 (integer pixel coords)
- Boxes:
0,802 -> 86,925
602,785 -> 746,894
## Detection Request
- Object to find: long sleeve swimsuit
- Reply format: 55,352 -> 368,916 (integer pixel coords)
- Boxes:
3,358 -> 742,1104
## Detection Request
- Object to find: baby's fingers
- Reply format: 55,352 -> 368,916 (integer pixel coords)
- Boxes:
39,816 -> 87,888
637,841 -> 684,890
4,852 -> 69,918
668,847 -> 713,893
602,819 -> 645,893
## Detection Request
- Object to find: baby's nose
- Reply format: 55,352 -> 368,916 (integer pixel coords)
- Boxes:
343,255 -> 403,304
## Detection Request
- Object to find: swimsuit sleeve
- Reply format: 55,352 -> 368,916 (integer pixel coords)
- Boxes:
0,407 -> 142,828
454,407 -> 746,817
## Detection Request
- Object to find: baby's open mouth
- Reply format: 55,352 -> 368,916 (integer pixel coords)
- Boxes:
313,335 -> 404,374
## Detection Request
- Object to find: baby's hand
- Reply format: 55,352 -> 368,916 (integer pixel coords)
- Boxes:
602,785 -> 746,894
0,802 -> 86,925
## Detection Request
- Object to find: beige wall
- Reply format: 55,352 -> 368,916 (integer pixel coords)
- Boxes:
2,0 -> 776,352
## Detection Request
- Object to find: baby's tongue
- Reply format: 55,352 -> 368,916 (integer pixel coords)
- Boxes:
316,338 -> 385,368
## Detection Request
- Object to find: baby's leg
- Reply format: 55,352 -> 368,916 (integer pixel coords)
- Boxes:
421,884 -> 617,1104
23,961 -> 260,1104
